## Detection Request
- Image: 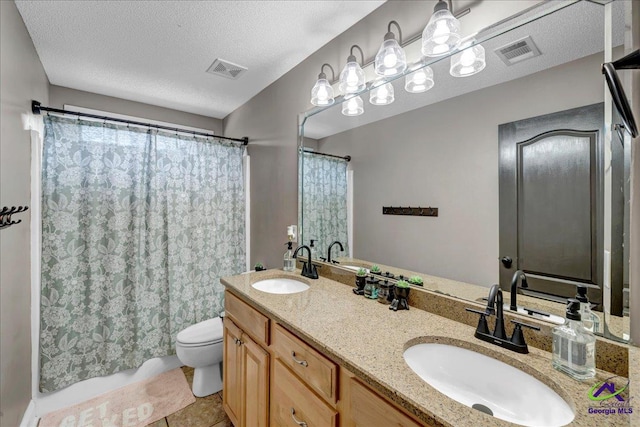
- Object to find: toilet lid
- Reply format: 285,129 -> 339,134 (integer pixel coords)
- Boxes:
177,317 -> 223,345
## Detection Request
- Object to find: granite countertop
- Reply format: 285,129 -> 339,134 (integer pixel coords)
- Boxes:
331,257 -> 630,339
221,269 -> 638,427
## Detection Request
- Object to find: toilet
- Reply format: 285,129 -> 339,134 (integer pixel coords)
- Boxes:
176,317 -> 224,397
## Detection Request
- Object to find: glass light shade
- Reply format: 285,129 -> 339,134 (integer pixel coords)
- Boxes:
450,43 -> 486,77
342,96 -> 364,116
421,9 -> 461,57
339,61 -> 366,94
370,82 -> 395,106
405,66 -> 434,93
374,38 -> 407,77
310,78 -> 335,106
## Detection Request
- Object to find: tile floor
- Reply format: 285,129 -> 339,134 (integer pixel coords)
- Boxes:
147,367 -> 232,427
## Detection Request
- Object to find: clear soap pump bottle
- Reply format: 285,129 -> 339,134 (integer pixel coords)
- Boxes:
283,241 -> 295,272
576,286 -> 600,333
552,299 -> 595,380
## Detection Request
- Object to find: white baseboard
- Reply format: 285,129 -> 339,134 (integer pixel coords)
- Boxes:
19,400 -> 38,427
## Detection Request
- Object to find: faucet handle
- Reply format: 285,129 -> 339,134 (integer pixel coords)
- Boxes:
510,319 -> 540,348
510,319 -> 540,331
465,308 -> 491,335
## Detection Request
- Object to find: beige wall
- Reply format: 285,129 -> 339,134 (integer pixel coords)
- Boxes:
317,53 -> 604,287
0,1 -> 50,425
223,0 -> 537,269
49,85 -> 223,133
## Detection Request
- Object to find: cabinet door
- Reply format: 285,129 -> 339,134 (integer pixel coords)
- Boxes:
348,378 -> 424,427
242,334 -> 269,427
271,360 -> 337,427
223,317 -> 243,427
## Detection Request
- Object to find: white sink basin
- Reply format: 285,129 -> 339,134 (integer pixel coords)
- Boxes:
252,278 -> 309,294
403,343 -> 574,427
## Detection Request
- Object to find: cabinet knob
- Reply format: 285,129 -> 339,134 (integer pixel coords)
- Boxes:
291,351 -> 308,367
290,408 -> 308,427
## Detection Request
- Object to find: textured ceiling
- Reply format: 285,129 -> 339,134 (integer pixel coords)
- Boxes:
303,0 -> 626,140
15,0 -> 385,119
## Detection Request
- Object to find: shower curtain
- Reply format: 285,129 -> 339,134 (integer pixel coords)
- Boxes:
39,115 -> 245,392
301,152 -> 349,260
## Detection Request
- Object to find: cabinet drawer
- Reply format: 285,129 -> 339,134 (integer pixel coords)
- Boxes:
271,360 -> 337,427
272,324 -> 338,404
225,290 -> 269,346
348,378 -> 424,427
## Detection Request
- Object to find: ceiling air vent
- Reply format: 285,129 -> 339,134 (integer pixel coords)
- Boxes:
494,36 -> 541,66
206,58 -> 248,80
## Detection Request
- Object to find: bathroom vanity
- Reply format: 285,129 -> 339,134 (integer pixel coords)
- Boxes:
221,269 -> 639,427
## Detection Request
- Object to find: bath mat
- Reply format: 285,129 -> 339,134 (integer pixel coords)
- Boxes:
39,368 -> 195,427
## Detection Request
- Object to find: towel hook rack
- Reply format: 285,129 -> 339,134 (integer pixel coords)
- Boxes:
0,206 -> 29,229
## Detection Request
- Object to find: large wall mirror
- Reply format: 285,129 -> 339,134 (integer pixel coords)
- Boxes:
298,0 -> 634,342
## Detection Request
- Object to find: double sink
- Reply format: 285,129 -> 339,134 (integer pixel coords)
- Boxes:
250,276 -> 574,427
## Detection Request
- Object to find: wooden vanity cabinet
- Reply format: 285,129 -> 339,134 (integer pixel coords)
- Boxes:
223,290 -> 428,427
223,292 -> 270,427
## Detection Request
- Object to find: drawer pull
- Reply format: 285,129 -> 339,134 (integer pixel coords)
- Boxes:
290,408 -> 308,427
234,338 -> 242,346
291,351 -> 308,367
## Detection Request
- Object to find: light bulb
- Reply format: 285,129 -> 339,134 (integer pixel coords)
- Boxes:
341,95 -> 363,116
450,42 -> 486,77
347,98 -> 358,112
383,52 -> 397,68
346,68 -> 359,86
460,49 -> 476,67
405,66 -> 434,94
317,86 -> 328,101
433,20 -> 451,45
413,71 -> 427,84
370,82 -> 394,105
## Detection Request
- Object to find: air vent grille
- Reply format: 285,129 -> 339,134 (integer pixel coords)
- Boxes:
206,58 -> 248,80
494,36 -> 541,66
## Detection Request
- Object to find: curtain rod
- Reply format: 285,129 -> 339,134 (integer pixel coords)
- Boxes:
31,100 -> 249,145
302,148 -> 351,162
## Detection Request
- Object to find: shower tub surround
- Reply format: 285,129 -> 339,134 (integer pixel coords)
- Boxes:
221,269 -> 639,427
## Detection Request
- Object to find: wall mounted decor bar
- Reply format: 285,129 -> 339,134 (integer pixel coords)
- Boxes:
382,206 -> 438,217
0,206 -> 29,229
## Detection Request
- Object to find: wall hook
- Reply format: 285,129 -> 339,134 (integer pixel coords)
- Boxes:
0,206 -> 29,229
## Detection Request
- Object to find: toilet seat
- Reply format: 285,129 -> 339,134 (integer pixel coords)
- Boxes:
177,318 -> 223,347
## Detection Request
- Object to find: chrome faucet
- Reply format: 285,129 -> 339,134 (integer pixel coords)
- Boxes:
466,284 -> 539,354
327,240 -> 344,264
293,245 -> 318,279
509,270 -> 529,311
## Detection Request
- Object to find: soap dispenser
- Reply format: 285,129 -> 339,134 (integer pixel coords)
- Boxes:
283,241 -> 295,272
575,286 -> 601,333
552,299 -> 595,380
309,239 -> 317,260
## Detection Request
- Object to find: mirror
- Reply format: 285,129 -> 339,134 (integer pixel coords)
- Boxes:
298,0 -> 632,342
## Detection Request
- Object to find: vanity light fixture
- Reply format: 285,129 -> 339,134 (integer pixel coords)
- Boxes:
405,62 -> 435,94
341,95 -> 364,116
450,38 -> 486,77
339,45 -> 366,95
310,63 -> 336,106
422,0 -> 462,57
374,21 -> 407,77
370,80 -> 395,106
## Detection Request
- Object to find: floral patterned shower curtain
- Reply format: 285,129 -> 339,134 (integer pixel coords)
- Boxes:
40,115 -> 245,392
300,152 -> 349,260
